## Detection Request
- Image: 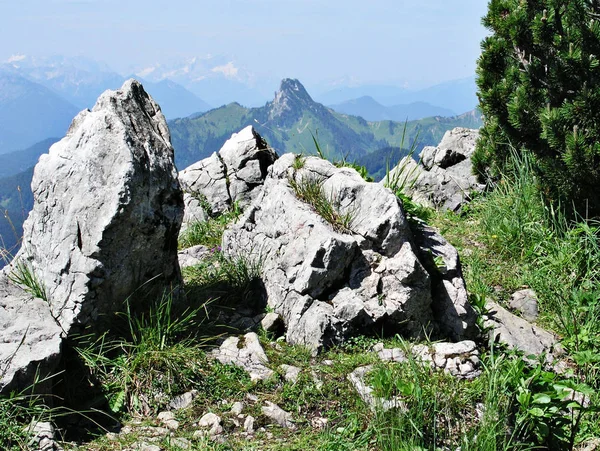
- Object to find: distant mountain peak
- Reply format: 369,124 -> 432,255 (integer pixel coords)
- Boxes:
270,79 -> 316,119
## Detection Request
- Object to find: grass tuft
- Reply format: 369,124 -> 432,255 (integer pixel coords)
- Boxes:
8,259 -> 48,302
288,173 -> 354,233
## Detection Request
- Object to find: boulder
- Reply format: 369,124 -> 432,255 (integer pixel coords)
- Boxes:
179,126 -> 277,229
484,301 -> 562,360
387,128 -> 484,212
211,332 -> 274,382
1,79 -> 183,393
223,154 -> 476,352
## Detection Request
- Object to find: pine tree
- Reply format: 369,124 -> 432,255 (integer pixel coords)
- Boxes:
475,0 -> 600,216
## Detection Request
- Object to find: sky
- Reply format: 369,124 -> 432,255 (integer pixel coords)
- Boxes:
0,0 -> 489,89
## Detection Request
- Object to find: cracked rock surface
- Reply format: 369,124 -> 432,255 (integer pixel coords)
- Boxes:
223,154 -> 476,352
179,126 -> 277,229
389,127 -> 484,212
1,79 -> 183,393
485,301 -> 562,361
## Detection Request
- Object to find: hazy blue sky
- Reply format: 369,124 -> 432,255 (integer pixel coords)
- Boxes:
0,0 -> 489,88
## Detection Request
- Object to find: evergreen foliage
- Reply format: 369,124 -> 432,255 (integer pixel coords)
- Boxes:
475,0 -> 600,216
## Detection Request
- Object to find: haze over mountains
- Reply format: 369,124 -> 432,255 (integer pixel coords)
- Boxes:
0,54 -> 482,260
0,55 -> 479,154
170,78 -> 482,170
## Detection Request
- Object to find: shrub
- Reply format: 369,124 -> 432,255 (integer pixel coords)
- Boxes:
475,0 -> 600,216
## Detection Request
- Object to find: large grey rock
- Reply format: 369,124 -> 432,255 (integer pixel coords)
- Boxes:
0,274 -> 63,393
223,154 -> 476,352
485,301 -> 562,360
1,79 -> 183,392
387,128 -> 483,212
179,126 -> 277,229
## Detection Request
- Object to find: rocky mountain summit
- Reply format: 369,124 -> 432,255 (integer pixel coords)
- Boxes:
0,81 -> 572,450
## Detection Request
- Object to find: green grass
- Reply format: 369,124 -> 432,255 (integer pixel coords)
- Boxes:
179,203 -> 241,250
7,259 -> 48,302
288,173 -> 355,233
76,292 -> 210,416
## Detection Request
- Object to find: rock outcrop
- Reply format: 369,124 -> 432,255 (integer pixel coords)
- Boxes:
0,79 -> 183,393
178,126 -> 277,229
388,128 -> 484,212
223,154 -> 477,352
484,301 -> 562,361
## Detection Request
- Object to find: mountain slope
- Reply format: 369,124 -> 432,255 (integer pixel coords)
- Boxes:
329,96 -> 456,121
169,78 -> 483,170
2,57 -> 211,119
0,167 -> 34,261
0,71 -> 79,154
0,138 -> 58,178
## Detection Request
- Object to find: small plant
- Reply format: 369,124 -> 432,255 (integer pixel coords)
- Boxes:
178,203 -> 241,250
76,292 -> 208,415
288,173 -> 354,233
292,154 -> 306,171
8,259 -> 48,303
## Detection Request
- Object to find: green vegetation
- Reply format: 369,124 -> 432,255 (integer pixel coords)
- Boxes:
288,173 -> 355,233
475,0 -> 600,216
168,82 -> 481,170
178,202 -> 241,249
8,259 -> 48,302
76,292 -> 208,415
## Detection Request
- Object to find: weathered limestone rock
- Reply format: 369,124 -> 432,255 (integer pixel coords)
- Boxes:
168,390 -> 198,411
211,332 -> 274,381
179,126 -> 277,229
223,154 -> 476,352
388,128 -> 484,212
262,401 -> 295,429
485,301 -> 562,359
509,289 -> 539,322
413,222 -> 478,340
0,275 -> 62,393
1,79 -> 183,393
178,245 -> 211,269
280,364 -> 302,383
197,412 -> 223,437
374,340 -> 481,379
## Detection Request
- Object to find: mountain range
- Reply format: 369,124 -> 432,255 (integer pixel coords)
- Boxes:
0,56 -> 213,153
316,76 -> 478,115
169,78 -> 482,171
329,97 -> 455,122
0,76 -> 482,260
